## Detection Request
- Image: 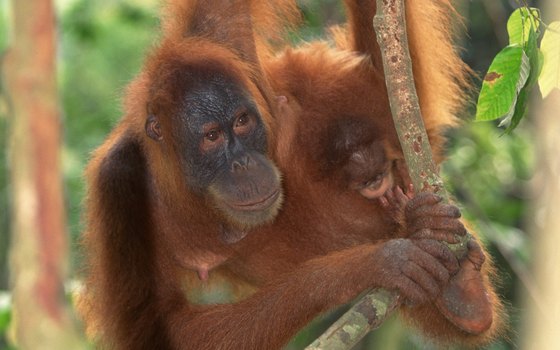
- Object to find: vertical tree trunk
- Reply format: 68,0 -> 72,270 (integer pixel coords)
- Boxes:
524,95 -> 560,350
3,0 -> 84,348
524,77 -> 560,348
523,4 -> 560,349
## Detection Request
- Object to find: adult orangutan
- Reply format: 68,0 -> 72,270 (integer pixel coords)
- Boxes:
80,0 -> 503,349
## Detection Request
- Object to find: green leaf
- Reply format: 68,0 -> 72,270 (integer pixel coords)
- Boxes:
524,24 -> 542,88
507,7 -> 540,46
476,46 -> 530,123
539,22 -> 560,97
503,86 -> 529,133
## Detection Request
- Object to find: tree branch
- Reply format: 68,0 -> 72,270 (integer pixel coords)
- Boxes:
306,0 -> 470,348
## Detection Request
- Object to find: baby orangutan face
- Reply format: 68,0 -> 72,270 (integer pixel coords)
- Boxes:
343,141 -> 394,199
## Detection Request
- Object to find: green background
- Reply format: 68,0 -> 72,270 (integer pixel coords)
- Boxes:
0,0 -> 543,348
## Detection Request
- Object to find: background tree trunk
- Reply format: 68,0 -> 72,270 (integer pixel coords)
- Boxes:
523,94 -> 560,350
523,4 -> 560,349
3,0 -> 85,348
523,0 -> 560,342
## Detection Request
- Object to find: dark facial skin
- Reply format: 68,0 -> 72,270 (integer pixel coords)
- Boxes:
145,62 -> 283,231
343,141 -> 393,199
320,117 -> 395,199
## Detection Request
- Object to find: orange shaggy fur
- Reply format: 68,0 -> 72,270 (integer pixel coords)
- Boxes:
80,1 -> 503,349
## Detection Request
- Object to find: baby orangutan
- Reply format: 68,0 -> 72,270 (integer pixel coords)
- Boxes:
328,120 -> 495,334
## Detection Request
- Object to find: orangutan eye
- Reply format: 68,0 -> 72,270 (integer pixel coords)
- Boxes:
363,175 -> 384,190
235,113 -> 249,127
233,111 -> 256,136
205,129 -> 221,142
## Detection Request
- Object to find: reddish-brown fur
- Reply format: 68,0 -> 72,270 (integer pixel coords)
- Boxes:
80,0 -> 503,349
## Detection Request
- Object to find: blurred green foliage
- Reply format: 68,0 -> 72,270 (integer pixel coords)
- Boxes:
0,0 -> 11,294
0,0 -> 538,349
58,0 -> 160,264
0,0 -> 12,338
